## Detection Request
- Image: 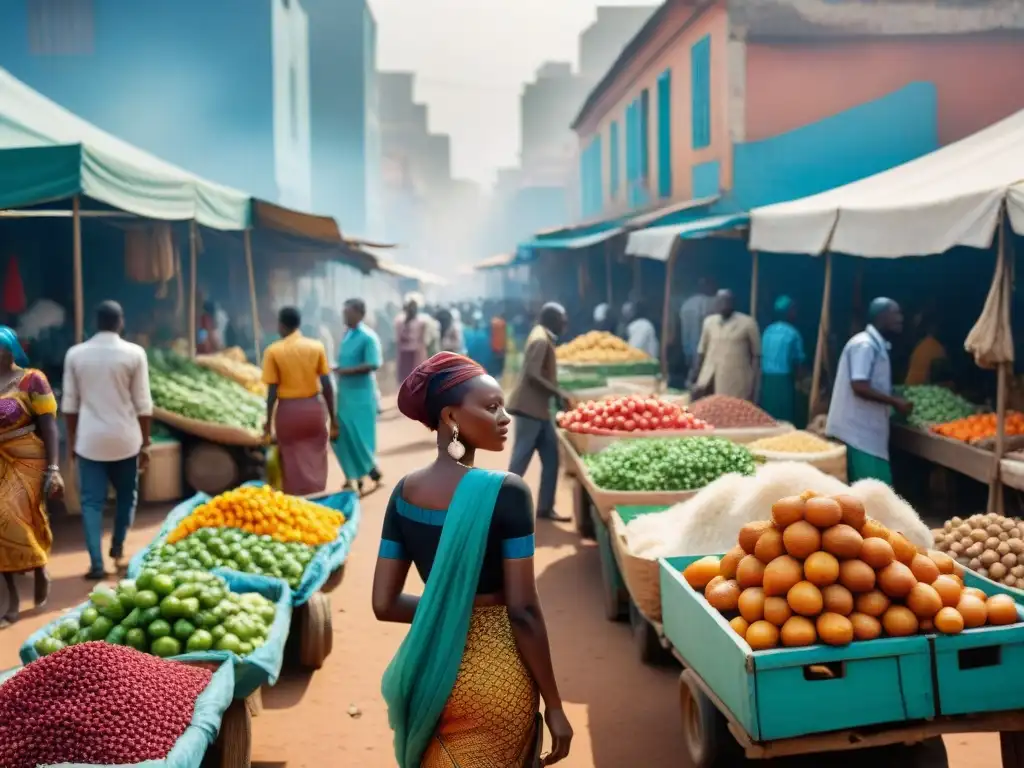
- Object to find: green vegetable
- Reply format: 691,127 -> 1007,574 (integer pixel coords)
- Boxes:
149,351 -> 264,431
582,436 -> 757,492
150,636 -> 182,658
895,385 -> 980,428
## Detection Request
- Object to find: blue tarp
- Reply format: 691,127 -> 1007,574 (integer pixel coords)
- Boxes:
20,572 -> 292,700
1,660 -> 236,768
125,487 -> 360,606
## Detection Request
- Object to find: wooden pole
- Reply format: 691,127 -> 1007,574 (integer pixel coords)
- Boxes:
749,250 -> 760,323
808,252 -> 833,422
72,195 -> 84,343
605,241 -> 614,305
244,229 -> 262,364
188,221 -> 198,358
660,240 -> 681,382
989,213 -> 1012,515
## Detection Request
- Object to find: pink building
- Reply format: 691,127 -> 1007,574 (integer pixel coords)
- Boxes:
572,0 -> 1024,220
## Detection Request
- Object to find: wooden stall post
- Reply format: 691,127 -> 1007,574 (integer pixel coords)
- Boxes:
749,250 -> 760,322
243,229 -> 262,364
188,220 -> 198,358
72,195 -> 84,343
808,252 -> 834,423
988,214 -> 1013,515
660,239 -> 682,382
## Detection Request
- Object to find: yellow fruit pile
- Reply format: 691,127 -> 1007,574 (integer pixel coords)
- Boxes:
167,485 -> 344,546
747,431 -> 837,453
683,491 -> 1020,650
196,348 -> 266,396
556,331 -> 650,364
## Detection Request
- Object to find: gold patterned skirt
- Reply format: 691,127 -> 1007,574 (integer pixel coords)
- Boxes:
421,606 -> 540,768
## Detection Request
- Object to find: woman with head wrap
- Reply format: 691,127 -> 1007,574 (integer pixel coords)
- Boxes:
0,326 -> 63,628
759,295 -> 806,423
376,352 -> 573,767
394,293 -> 432,386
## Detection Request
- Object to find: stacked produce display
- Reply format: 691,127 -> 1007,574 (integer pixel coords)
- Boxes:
583,437 -> 756,492
196,346 -> 267,396
932,512 -> 1024,588
150,350 -> 265,432
142,485 -> 346,589
556,395 -> 709,435
32,571 -> 278,659
895,385 -> 979,429
0,644 -> 222,768
682,492 -> 1019,649
689,395 -> 777,428
556,331 -> 650,364
932,412 -> 1024,443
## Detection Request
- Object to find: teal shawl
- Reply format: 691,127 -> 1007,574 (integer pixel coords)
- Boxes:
382,468 -> 507,767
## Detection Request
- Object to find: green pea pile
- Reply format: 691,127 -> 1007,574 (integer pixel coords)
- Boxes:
583,436 -> 757,492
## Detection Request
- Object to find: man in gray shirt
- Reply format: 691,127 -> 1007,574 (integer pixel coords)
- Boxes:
826,297 -> 913,485
507,303 -> 575,521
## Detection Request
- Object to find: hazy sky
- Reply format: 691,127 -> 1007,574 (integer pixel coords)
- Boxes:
369,0 -> 655,188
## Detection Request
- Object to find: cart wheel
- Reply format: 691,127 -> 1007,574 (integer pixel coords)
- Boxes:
217,699 -> 252,768
678,669 -> 742,768
572,481 -> 596,540
1001,731 -> 1024,768
299,591 -> 333,670
630,601 -> 670,666
185,442 -> 239,496
322,565 -> 345,594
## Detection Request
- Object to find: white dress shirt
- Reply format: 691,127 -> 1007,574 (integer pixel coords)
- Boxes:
62,332 -> 154,462
627,318 -> 660,359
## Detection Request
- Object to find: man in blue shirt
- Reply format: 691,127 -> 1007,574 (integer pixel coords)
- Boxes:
826,298 -> 914,484
760,295 -> 806,424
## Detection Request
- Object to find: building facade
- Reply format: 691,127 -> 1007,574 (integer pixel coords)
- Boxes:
0,0 -> 381,233
573,0 -> 1024,221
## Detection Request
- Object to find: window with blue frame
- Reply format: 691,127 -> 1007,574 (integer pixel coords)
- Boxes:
657,70 -> 672,199
579,135 -> 604,218
640,89 -> 650,183
609,120 -> 620,199
624,96 -> 650,209
691,34 -> 711,149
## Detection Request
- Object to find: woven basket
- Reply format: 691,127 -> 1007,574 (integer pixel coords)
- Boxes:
579,469 -> 699,523
751,443 -> 848,482
153,407 -> 264,447
609,510 -> 663,622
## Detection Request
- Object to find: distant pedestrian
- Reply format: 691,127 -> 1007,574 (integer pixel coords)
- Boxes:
624,301 -> 659,359
394,293 -> 432,385
507,303 -> 575,521
760,296 -> 806,423
334,299 -> 383,494
691,289 -> 761,401
679,277 -> 717,382
63,301 -> 152,579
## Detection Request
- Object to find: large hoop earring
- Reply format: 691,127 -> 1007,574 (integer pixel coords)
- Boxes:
447,424 -> 466,461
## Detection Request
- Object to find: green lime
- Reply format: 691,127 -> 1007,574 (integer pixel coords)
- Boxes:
121,607 -> 142,630
173,619 -> 197,642
180,597 -> 200,620
211,625 -> 227,641
215,633 -> 243,654
135,570 -> 157,591
159,595 -> 184,620
89,616 -> 114,641
147,619 -> 172,639
151,636 -> 182,658
99,600 -> 126,623
134,590 -> 159,610
57,618 -> 81,641
125,627 -> 148,650
139,606 -> 162,627
172,583 -> 201,600
186,629 -> 214,652
238,641 -> 254,656
151,574 -> 176,597
79,607 -> 99,627
106,625 -> 128,645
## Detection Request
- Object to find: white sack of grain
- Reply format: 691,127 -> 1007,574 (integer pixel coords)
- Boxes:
846,479 -> 932,550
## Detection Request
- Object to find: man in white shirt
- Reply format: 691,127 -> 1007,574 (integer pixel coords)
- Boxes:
624,302 -> 660,359
679,277 -> 717,383
63,301 -> 153,579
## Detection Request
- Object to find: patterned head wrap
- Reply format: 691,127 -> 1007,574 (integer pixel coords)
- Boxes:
0,325 -> 28,366
398,352 -> 486,429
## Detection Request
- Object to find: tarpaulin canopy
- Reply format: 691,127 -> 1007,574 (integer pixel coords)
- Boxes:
0,67 -> 251,230
473,253 -> 516,271
625,213 -> 749,261
750,108 -> 1024,257
376,258 -> 447,286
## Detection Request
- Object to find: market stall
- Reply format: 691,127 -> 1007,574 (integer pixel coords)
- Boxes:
750,107 -> 1024,515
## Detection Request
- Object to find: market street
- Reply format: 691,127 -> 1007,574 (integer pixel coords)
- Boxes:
0,409 -> 1006,767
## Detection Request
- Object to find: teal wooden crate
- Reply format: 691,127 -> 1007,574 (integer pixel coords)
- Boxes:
931,570 -> 1024,716
593,507 -> 625,595
660,555 -> 935,742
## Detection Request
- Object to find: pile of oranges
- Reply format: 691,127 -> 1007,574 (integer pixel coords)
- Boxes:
166,485 -> 345,547
932,412 -> 1024,443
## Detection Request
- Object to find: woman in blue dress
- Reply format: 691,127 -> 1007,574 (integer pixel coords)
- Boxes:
333,299 -> 383,494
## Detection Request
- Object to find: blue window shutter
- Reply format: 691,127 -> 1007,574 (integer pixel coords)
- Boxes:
691,35 -> 711,149
594,133 -> 604,213
640,89 -> 650,183
657,70 -> 672,198
609,121 -> 620,198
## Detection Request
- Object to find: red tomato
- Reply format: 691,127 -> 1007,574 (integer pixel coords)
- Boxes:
674,414 -> 690,428
624,419 -> 636,431
637,417 -> 650,430
624,400 -> 637,414
593,415 -> 606,428
661,416 -> 675,428
614,415 -> 626,430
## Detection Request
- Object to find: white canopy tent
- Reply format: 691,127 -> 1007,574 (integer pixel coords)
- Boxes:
750,108 -> 1024,258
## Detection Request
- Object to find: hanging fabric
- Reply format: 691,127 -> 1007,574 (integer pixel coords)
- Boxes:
2,256 -> 27,315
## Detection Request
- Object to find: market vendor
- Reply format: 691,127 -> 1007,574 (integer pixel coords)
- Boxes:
261,307 -> 338,496
904,314 -> 949,386
508,302 -> 575,522
760,295 -> 806,423
623,301 -> 660,359
826,298 -> 913,484
691,289 -> 761,401
679,276 -> 717,383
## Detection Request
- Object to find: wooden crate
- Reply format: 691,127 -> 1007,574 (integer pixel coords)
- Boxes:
660,555 -> 935,742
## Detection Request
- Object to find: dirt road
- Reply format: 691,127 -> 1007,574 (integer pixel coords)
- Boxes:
0,411 -> 1003,766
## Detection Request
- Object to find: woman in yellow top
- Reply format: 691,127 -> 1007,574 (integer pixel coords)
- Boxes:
0,326 -> 64,628
262,307 -> 338,496
905,316 -> 948,386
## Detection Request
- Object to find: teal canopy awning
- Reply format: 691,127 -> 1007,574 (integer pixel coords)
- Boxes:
624,212 -> 750,261
0,66 -> 251,230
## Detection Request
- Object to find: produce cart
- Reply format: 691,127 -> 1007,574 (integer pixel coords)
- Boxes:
125,484 -> 360,672
658,555 -> 1024,767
